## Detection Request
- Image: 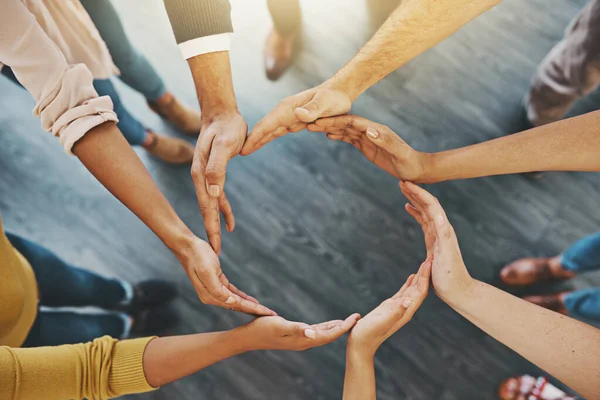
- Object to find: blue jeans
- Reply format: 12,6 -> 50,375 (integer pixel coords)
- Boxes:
80,0 -> 167,102
1,67 -> 147,146
561,231 -> 600,320
93,79 -> 147,146
6,233 -> 131,347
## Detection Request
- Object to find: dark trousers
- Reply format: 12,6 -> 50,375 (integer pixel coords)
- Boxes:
7,233 -> 129,347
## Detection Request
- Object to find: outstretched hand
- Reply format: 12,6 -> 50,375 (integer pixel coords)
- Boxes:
348,259 -> 431,356
399,181 -> 473,302
177,237 -> 277,316
244,313 -> 361,351
307,115 -> 429,182
241,85 -> 353,156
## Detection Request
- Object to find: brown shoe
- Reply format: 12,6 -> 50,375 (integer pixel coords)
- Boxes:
148,92 -> 201,136
264,27 -> 298,81
523,292 -> 571,315
499,256 -> 574,286
144,131 -> 194,164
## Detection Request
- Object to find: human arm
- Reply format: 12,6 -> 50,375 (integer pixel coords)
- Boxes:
162,0 -> 243,254
241,0 -> 502,155
0,0 -> 272,316
343,261 -> 431,400
0,315 -> 359,400
400,181 -> 600,399
308,111 -> 600,183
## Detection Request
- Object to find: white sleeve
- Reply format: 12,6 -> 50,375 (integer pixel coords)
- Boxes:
178,33 -> 232,59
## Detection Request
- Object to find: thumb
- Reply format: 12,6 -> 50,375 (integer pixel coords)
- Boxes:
294,98 -> 326,123
205,143 -> 230,198
365,126 -> 407,155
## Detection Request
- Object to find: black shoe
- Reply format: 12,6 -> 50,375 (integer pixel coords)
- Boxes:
131,306 -> 179,336
129,280 -> 178,310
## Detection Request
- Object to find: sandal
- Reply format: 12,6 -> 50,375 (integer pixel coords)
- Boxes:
498,375 -> 577,400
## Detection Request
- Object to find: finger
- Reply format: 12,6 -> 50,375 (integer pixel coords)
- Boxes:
289,122 -> 307,133
225,294 -> 277,316
192,155 -> 221,255
218,274 -> 259,304
205,140 -> 231,198
311,320 -> 344,330
393,274 -> 416,298
295,98 -> 326,123
312,115 -> 369,131
315,314 -> 360,342
285,320 -> 314,338
364,126 -> 407,156
405,203 -> 424,226
218,193 -> 235,232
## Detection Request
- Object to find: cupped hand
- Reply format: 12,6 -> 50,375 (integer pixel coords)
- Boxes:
191,112 -> 248,254
307,115 -> 428,182
240,84 -> 352,156
177,236 -> 276,316
243,313 -> 361,351
348,259 -> 431,356
399,181 -> 474,302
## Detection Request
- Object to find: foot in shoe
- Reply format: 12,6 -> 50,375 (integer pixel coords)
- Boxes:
144,131 -> 195,164
264,27 -> 297,81
148,92 -> 201,135
128,279 -> 177,310
522,292 -> 571,315
500,256 -> 575,286
131,306 -> 179,336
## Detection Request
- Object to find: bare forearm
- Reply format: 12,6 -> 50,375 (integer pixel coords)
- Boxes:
422,110 -> 600,183
343,348 -> 376,400
72,122 -> 195,253
449,280 -> 600,399
143,329 -> 249,387
187,51 -> 238,120
326,0 -> 501,99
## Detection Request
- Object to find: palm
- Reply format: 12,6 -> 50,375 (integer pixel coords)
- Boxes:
351,138 -> 402,179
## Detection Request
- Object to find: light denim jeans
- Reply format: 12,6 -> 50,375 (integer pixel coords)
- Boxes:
561,231 -> 600,320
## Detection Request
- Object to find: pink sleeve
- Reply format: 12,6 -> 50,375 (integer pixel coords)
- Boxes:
0,0 -> 118,154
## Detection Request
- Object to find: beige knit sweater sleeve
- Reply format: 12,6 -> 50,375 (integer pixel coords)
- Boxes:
162,0 -> 233,44
0,0 -> 118,154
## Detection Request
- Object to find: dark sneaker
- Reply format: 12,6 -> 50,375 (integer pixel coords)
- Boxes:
131,306 -> 179,336
130,279 -> 178,310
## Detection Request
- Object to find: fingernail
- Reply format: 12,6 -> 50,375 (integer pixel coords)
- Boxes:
402,298 -> 413,308
366,127 -> 379,139
304,329 -> 316,339
226,296 -> 235,304
208,185 -> 221,197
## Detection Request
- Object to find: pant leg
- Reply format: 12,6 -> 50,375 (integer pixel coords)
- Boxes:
563,288 -> 600,321
6,232 -> 131,309
560,231 -> 600,273
22,310 -> 130,347
93,79 -> 147,146
527,0 -> 600,126
80,0 -> 167,102
267,0 -> 301,37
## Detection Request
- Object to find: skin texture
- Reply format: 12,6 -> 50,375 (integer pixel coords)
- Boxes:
401,181 -> 600,400
242,0 -> 502,155
143,313 -> 361,387
308,111 -> 600,183
187,51 -> 246,255
343,261 -> 431,400
73,122 -> 275,317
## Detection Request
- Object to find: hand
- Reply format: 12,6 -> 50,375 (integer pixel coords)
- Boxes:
191,112 -> 247,254
347,260 -> 431,357
241,83 -> 353,155
399,181 -> 474,302
176,236 -> 276,316
307,115 -> 429,182
241,314 -> 361,351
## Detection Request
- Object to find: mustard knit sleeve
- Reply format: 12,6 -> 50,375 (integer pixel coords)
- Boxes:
0,336 -> 157,400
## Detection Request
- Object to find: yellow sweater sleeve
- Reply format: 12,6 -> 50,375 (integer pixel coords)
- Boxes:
0,336 -> 157,400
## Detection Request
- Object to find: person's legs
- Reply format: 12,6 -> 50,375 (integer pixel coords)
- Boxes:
264,0 -> 302,81
526,0 -> 600,126
80,0 -> 165,102
560,231 -> 600,273
6,232 -> 132,309
80,0 -> 201,134
563,288 -> 600,321
22,310 -> 130,347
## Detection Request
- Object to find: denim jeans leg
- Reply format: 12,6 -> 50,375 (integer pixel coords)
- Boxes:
563,288 -> 600,321
560,231 -> 600,273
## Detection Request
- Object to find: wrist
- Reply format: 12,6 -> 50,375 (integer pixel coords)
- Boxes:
440,277 -> 478,310
201,108 -> 242,126
346,343 -> 375,364
224,327 -> 254,355
167,229 -> 202,261
322,73 -> 362,102
413,152 -> 437,184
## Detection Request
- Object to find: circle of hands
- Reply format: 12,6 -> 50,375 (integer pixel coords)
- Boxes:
183,87 -> 474,353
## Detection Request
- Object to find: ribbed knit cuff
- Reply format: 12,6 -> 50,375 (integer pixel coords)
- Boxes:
109,337 -> 158,396
163,0 -> 233,44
